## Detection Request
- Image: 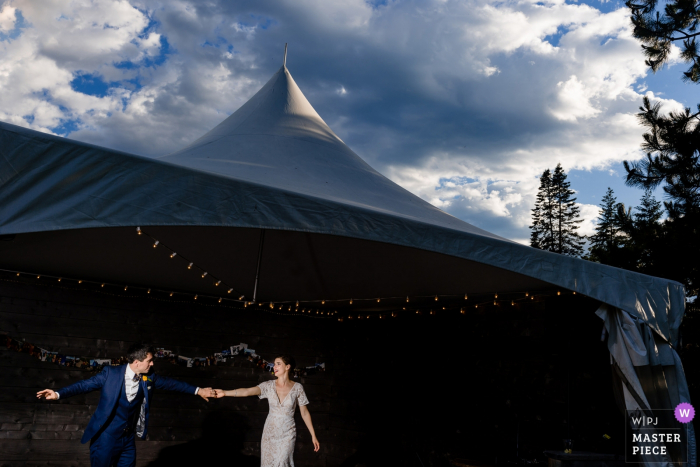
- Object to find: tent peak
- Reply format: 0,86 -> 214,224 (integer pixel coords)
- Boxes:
283,43 -> 288,68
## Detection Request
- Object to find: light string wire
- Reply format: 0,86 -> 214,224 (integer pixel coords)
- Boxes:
1,225 -> 581,320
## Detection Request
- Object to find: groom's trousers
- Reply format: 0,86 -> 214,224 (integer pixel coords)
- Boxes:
90,432 -> 136,467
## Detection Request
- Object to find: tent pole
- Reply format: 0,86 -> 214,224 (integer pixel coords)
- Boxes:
253,229 -> 265,303
283,43 -> 288,68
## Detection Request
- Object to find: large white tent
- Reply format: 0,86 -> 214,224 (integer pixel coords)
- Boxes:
0,61 -> 694,465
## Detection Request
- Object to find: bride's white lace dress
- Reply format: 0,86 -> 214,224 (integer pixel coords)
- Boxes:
257,380 -> 309,466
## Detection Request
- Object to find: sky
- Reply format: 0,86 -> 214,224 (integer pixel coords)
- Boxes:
0,0 -> 695,244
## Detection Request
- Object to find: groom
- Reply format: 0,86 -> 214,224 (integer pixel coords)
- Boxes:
36,343 -> 215,467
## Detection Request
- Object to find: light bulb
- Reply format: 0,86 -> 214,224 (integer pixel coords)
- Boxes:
531,296 -> 534,300
493,300 -> 497,306
218,298 -> 222,303
78,280 -> 82,284
36,275 -> 40,279
238,295 -> 244,300
227,288 -> 232,294
338,318 -> 343,322
170,292 -> 174,297
406,296 -> 409,302
511,300 -> 515,306
170,252 -> 177,258
194,295 -> 198,300
153,241 -> 159,248
15,273 -> 19,276
136,227 -> 141,235
442,307 -> 445,310
147,289 -> 151,294
124,286 -> 128,291
525,292 -> 529,297
322,300 -> 325,304
350,299 -> 353,305
377,298 -> 380,303
269,303 -> 274,309
573,291 -> 576,295
475,304 -> 478,309
296,301 -> 299,306
494,293 -> 498,299
201,272 -> 208,278
435,295 -> 438,301
188,263 -> 193,269
464,294 -> 468,300
57,278 -> 61,282
460,308 -> 465,314
557,290 -> 561,296
215,281 -> 221,286
101,283 -> 105,287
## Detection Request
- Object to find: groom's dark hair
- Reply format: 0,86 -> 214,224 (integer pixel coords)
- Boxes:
127,342 -> 155,363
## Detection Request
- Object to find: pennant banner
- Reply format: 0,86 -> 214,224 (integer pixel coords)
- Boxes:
3,335 -> 325,378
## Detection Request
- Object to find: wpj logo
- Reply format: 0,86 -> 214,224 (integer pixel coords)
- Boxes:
625,405 -> 692,463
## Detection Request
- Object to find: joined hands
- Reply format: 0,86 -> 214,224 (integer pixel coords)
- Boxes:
198,387 -> 215,401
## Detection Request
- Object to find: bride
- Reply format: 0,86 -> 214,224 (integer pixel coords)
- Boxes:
214,355 -> 320,466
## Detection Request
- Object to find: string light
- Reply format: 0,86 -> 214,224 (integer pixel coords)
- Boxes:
36,275 -> 40,279
573,291 -> 576,295
101,283 -> 105,287
430,310 -> 435,315
464,294 -> 468,300
322,300 -> 325,304
147,289 -> 151,294
296,301 -> 299,307
338,318 -> 344,322
16,273 -> 19,276
170,252 -> 177,258
124,286 -> 128,291
392,312 -> 398,317
201,272 -> 208,278
494,293 -> 498,299
215,281 -> 221,286
406,296 -> 409,302
136,227 -> 142,235
376,298 -> 380,303
78,280 -> 83,284
218,298 -> 222,303
170,292 -> 174,297
350,299 -> 353,305
475,305 -> 478,309
227,288 -> 233,294
153,241 -> 159,248
238,295 -> 244,300
57,278 -> 61,282
194,295 -> 198,300
493,300 -> 497,306
187,263 -> 193,269
460,308 -> 466,314
435,295 -> 438,301
511,300 -> 515,306
525,292 -> 529,297
557,290 -> 561,296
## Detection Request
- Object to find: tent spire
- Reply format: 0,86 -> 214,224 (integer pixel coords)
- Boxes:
283,43 -> 288,68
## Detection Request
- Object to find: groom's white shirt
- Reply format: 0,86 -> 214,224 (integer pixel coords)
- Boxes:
124,365 -> 140,402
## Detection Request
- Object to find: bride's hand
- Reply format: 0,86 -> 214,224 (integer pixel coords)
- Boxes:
213,389 -> 226,398
312,436 -> 320,452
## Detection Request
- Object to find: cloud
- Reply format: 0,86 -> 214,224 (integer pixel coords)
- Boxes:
0,0 -> 684,246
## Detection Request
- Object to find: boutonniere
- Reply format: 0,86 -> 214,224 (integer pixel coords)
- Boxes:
142,375 -> 153,383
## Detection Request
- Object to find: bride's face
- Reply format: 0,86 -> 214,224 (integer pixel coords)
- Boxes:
273,358 -> 290,377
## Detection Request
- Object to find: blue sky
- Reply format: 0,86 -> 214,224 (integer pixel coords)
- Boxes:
0,0 -> 692,243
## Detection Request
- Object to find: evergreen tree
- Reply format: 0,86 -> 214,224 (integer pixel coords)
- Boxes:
530,169 -> 555,250
587,188 -> 623,264
551,164 -> 585,256
616,189 -> 666,275
530,164 -> 584,256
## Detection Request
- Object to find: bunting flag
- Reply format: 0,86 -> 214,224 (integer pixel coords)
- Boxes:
3,334 -> 325,376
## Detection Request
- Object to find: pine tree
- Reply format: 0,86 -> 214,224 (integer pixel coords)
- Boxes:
530,164 -> 584,256
551,164 -> 585,256
587,188 -> 623,264
530,169 -> 555,250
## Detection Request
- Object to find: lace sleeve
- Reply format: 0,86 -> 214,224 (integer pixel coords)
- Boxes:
297,384 -> 309,406
257,380 -> 270,399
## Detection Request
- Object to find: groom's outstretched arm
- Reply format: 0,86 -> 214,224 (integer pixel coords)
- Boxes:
152,374 -> 214,401
37,366 -> 109,400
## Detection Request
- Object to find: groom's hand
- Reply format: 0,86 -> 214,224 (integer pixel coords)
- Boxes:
198,387 -> 214,401
37,389 -> 58,400
213,389 -> 225,398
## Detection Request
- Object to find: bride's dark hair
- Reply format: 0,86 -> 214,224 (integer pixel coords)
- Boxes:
275,355 -> 296,371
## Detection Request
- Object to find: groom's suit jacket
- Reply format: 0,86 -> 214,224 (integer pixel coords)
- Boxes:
57,364 -> 198,443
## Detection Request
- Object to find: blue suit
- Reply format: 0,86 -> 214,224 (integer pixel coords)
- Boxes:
57,364 -> 198,466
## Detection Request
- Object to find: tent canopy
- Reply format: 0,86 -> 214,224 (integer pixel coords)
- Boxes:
0,65 -> 685,345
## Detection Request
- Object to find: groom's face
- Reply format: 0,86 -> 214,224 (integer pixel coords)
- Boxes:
133,353 -> 154,374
